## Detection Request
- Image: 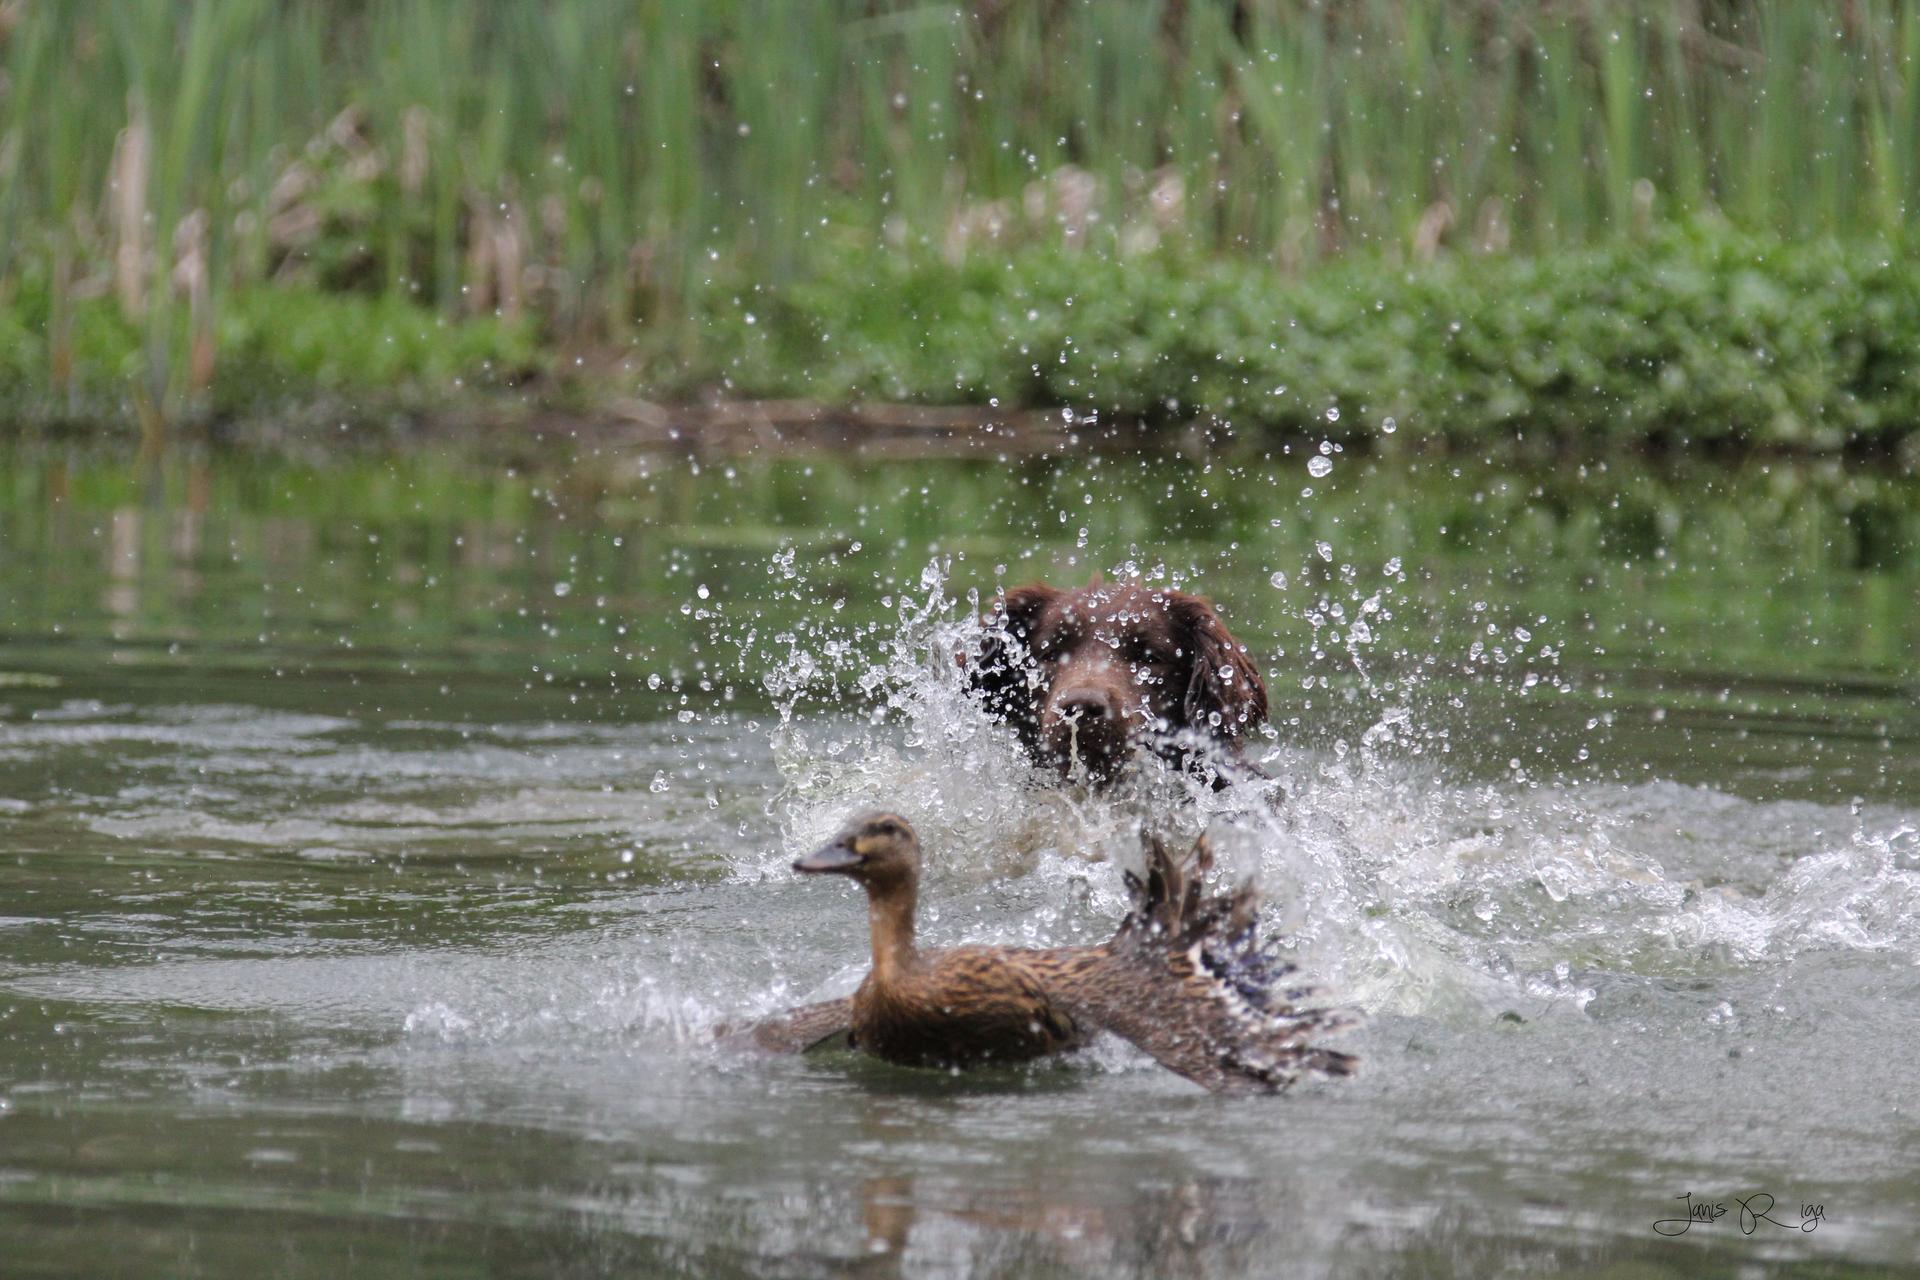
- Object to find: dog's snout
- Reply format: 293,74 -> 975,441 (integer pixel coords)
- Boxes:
1056,687 -> 1118,722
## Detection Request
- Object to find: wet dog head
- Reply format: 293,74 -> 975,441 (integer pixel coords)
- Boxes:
963,580 -> 1267,784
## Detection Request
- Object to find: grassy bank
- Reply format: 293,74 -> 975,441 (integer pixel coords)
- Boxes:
0,285 -> 538,430
703,224 -> 1920,453
3,1 -> 1920,440
8,223 -> 1920,457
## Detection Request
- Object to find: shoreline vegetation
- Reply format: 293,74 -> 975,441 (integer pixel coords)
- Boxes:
3,3 -> 1919,460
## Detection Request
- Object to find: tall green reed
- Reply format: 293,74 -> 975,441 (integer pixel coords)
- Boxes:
1,0 -> 1915,417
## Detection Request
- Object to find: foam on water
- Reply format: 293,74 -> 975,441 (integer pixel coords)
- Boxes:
33,546 -> 1887,1080
671,553 -> 1920,1055
32,546 -> 1878,1090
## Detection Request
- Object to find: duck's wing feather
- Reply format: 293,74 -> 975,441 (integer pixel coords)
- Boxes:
1052,832 -> 1357,1093
727,997 -> 855,1054
1052,935 -> 1356,1093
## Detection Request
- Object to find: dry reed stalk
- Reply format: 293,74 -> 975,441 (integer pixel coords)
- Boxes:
109,100 -> 151,319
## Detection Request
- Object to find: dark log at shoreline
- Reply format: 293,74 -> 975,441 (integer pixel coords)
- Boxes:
595,397 -> 1074,457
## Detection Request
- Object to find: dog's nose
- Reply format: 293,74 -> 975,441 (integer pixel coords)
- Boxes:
1057,688 -> 1118,722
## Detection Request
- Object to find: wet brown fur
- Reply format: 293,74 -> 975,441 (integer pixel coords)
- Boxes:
962,579 -> 1269,785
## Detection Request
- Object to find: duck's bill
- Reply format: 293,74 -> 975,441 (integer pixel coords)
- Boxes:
793,840 -> 862,874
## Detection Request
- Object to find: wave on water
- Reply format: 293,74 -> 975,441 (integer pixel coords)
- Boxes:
739,557 -> 1920,1018
396,554 -> 1919,1065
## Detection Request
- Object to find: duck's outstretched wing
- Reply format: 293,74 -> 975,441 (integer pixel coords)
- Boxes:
1061,932 -> 1357,1093
1055,833 -> 1357,1094
723,997 -> 854,1054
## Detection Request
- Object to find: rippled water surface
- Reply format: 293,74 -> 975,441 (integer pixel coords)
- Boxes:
2,441 -> 1916,1277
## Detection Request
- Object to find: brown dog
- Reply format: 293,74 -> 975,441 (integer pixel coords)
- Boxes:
962,579 -> 1269,785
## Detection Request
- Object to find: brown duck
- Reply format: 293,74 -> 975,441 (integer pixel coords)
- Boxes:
744,812 -> 1356,1093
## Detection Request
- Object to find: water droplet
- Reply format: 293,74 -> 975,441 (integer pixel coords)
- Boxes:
1307,456 -> 1333,478
1269,571 -> 1289,590
1315,541 -> 1333,562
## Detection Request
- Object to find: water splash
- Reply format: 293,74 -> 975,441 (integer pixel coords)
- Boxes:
665,546 -> 1920,1048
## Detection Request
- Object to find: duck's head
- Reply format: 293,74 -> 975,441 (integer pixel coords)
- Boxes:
794,811 -> 919,891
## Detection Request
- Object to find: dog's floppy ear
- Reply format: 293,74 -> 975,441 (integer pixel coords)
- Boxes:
1171,592 -> 1268,743
960,584 -> 1056,748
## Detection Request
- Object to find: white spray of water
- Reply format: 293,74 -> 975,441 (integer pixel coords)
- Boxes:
400,550 -> 1920,1056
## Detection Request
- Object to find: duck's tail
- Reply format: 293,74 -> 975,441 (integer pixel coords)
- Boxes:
723,996 -> 855,1055
1068,830 -> 1358,1093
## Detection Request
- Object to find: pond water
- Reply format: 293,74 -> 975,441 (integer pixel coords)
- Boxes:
1,439 -> 1916,1277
